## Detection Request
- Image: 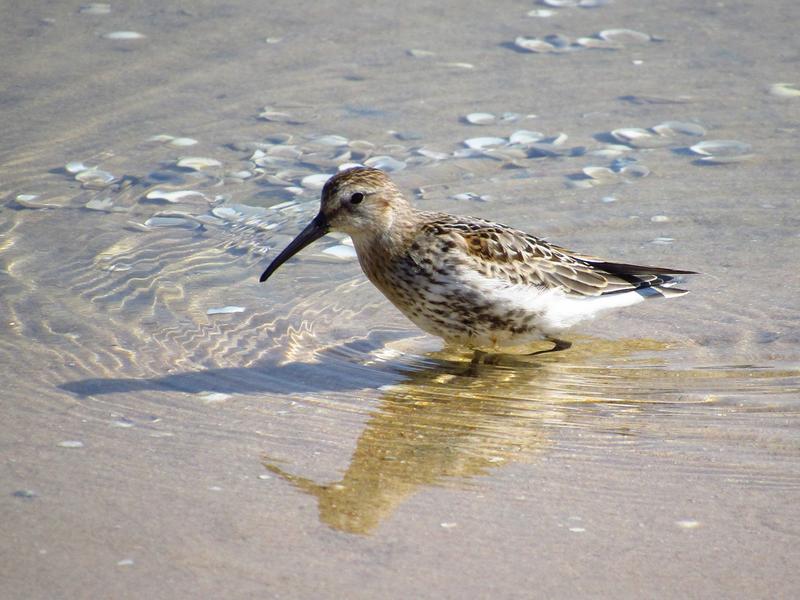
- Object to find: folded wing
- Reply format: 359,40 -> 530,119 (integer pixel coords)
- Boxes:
422,215 -> 696,298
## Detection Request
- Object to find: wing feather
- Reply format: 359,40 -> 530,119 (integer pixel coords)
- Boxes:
417,213 -> 696,298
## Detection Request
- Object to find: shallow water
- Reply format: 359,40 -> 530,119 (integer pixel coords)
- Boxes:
2,1 -> 800,598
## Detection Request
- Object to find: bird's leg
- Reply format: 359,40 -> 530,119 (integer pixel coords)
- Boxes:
471,349 -> 487,366
483,353 -> 503,365
526,337 -> 572,356
463,349 -> 486,376
462,350 -> 506,376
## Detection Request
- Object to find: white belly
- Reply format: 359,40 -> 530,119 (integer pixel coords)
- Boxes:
387,269 -> 647,351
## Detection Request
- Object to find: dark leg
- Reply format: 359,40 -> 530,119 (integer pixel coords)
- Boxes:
526,337 -> 572,356
470,349 -> 487,366
463,349 -> 486,376
464,350 -> 506,375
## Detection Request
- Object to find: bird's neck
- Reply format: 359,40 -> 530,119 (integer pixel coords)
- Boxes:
349,207 -> 422,289
353,206 -> 420,255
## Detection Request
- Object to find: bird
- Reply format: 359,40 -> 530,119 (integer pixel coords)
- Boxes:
259,167 -> 696,361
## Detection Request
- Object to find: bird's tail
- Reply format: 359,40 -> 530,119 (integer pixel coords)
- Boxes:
582,259 -> 698,298
637,283 -> 690,299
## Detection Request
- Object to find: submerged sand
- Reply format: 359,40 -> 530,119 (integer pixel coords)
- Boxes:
2,1 -> 799,598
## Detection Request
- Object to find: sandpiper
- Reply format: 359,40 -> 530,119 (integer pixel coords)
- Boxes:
260,167 -> 696,356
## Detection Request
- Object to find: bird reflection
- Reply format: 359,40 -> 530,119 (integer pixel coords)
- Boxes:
263,337 -> 670,535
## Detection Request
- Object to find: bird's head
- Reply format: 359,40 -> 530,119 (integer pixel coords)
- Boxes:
259,167 -> 411,282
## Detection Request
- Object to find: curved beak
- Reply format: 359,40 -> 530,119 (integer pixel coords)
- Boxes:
259,212 -> 329,282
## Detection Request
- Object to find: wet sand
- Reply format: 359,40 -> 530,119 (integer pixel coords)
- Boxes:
2,1 -> 800,598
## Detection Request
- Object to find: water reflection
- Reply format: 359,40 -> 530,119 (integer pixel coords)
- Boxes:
263,375 -> 550,534
60,333 -> 797,537
261,338 -> 677,535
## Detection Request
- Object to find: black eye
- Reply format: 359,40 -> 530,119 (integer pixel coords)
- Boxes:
350,192 -> 364,204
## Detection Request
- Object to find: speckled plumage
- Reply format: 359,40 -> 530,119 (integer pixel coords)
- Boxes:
260,167 -> 696,353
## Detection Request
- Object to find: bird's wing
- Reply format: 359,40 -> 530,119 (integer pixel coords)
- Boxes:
419,214 -> 694,297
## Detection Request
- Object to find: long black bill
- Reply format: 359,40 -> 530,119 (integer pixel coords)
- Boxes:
259,212 -> 329,282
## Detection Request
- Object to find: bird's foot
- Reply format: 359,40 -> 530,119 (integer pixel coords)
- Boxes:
462,350 -> 504,376
463,338 -> 571,375
463,350 -> 486,376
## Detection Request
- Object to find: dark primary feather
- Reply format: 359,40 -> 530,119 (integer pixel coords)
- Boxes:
416,213 -> 697,298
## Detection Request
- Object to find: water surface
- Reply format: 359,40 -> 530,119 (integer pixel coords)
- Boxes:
2,1 -> 799,597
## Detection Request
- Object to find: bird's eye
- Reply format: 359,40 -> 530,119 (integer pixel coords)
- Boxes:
350,192 -> 364,205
